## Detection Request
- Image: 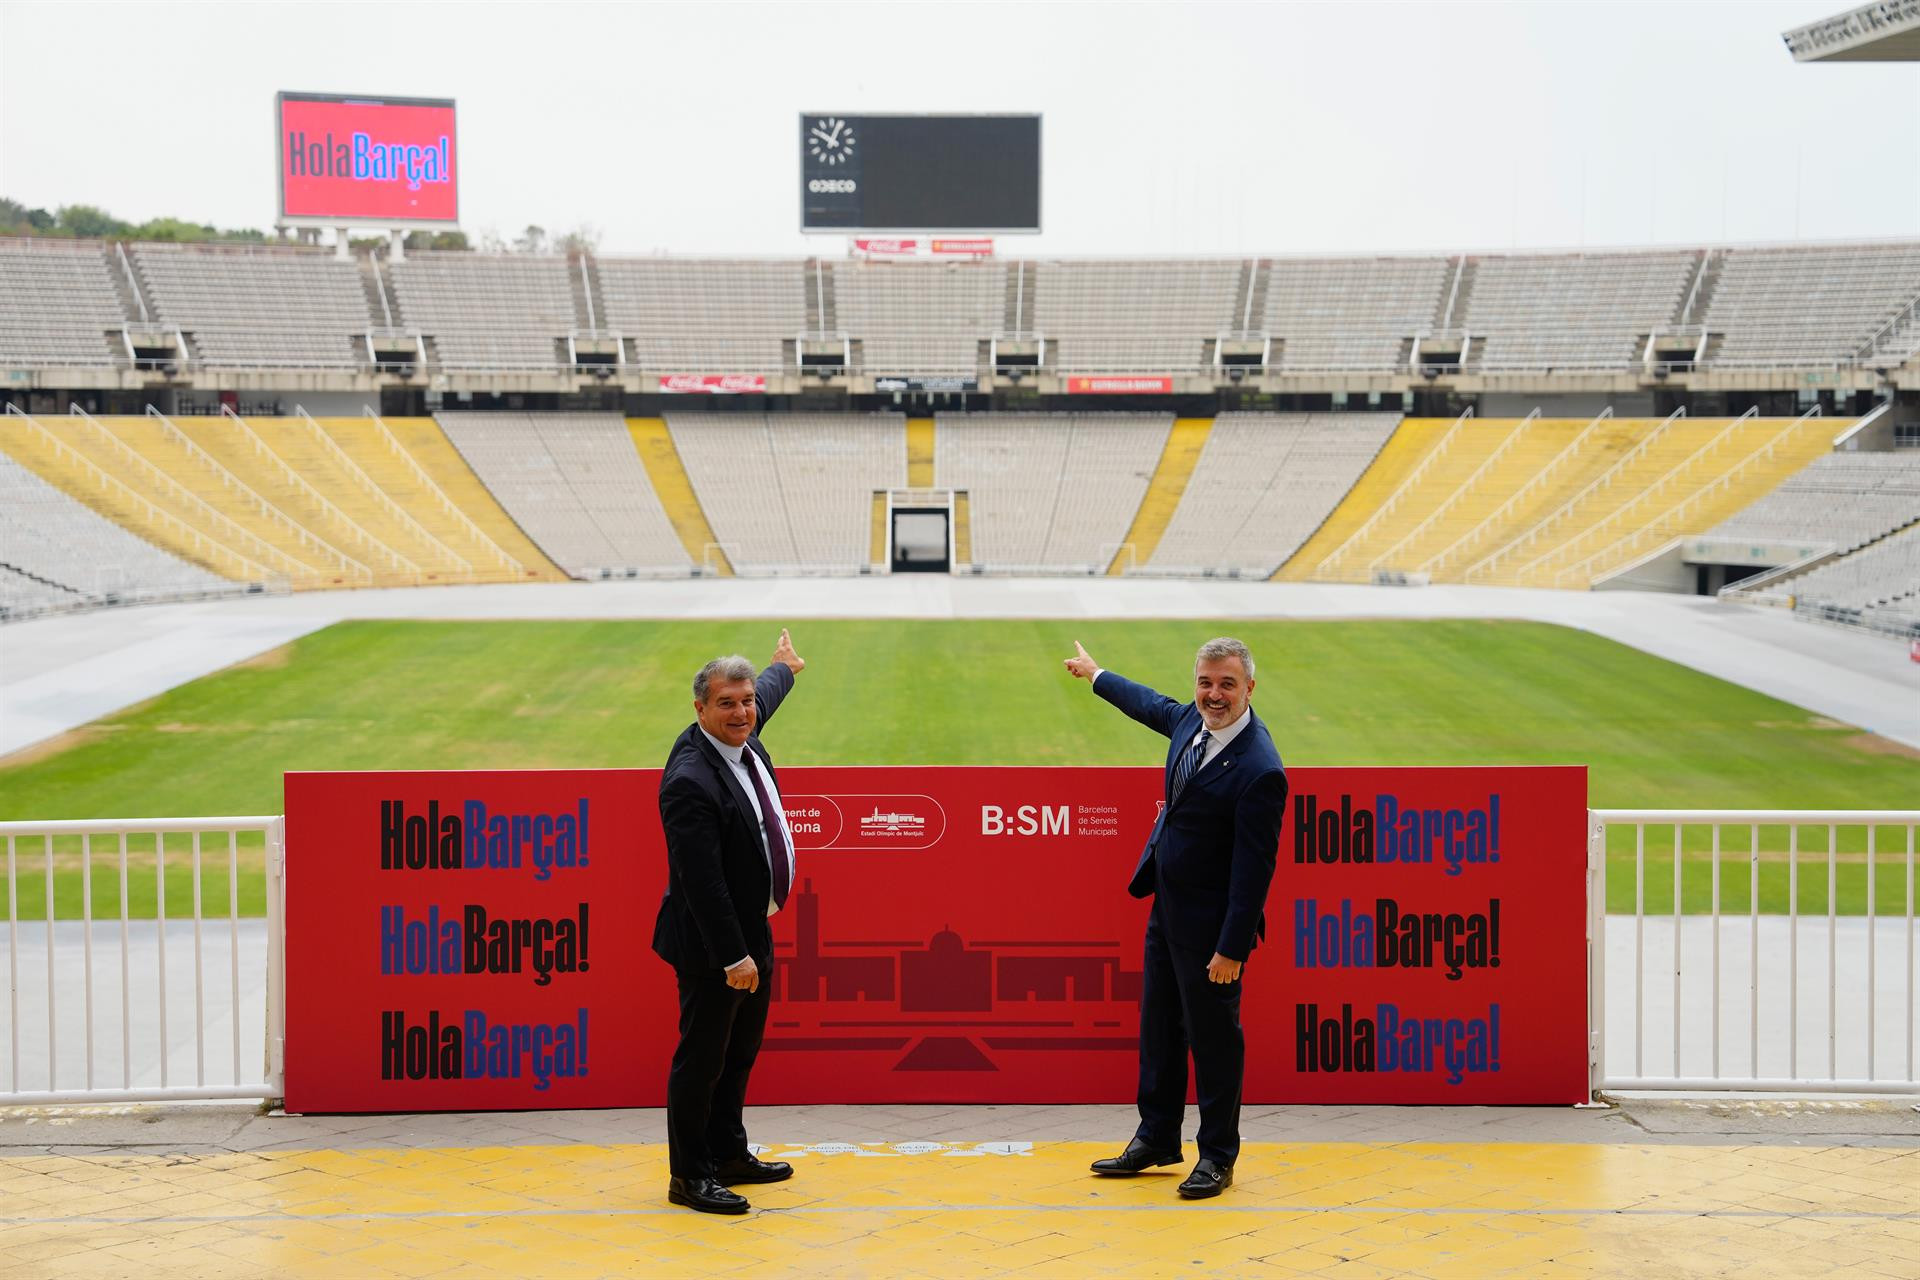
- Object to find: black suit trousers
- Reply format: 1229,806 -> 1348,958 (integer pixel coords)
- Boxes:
1133,904 -> 1245,1166
665,956 -> 772,1178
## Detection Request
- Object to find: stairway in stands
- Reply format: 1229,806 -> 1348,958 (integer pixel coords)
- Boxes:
905,418 -> 936,487
625,418 -> 732,575
1107,417 -> 1214,574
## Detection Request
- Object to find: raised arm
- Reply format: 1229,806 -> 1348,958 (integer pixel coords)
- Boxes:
752,628 -> 805,732
1064,640 -> 1186,739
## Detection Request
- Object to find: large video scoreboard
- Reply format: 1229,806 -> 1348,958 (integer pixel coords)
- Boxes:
800,114 -> 1041,233
277,90 -> 459,229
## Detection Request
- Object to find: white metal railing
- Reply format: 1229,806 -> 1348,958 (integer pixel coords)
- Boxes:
0,817 -> 284,1105
9,807 -> 1917,1105
1593,809 -> 1920,1094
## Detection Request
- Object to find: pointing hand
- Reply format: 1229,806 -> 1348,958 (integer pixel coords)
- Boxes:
772,628 -> 805,675
1063,640 -> 1099,682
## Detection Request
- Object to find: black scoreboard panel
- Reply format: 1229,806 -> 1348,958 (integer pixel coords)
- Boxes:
800,114 -> 1040,233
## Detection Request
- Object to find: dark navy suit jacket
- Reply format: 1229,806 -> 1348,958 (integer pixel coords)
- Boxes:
1095,670 -> 1287,961
652,662 -> 795,974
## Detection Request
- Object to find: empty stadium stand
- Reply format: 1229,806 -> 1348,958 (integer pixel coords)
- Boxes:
1109,417 -> 1213,573
3,236 -> 1918,382
0,410 -> 559,593
1464,252 -> 1696,371
436,412 -> 688,576
1705,243 -> 1920,368
625,418 -> 731,574
667,413 -> 905,572
130,243 -> 370,368
390,253 -> 577,370
1033,261 -> 1239,371
5,230 -> 1919,634
1709,452 -> 1920,552
1785,522 -> 1920,613
0,238 -> 127,367
1264,257 -> 1448,372
837,260 -> 1004,376
0,444 -> 231,620
1150,413 -> 1403,574
598,258 -> 803,375
936,414 -> 1170,571
1281,413 -> 1843,588
321,416 -> 563,581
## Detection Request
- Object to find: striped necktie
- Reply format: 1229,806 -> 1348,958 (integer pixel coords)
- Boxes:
1169,728 -> 1211,807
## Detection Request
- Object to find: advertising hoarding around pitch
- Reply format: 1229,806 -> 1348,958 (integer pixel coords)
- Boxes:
285,765 -> 1588,1112
1067,376 -> 1175,395
801,114 -> 1040,233
277,91 -> 458,229
658,374 -> 768,394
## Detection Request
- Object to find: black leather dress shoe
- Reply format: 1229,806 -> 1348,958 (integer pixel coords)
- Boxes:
714,1154 -> 793,1185
668,1176 -> 750,1214
1090,1137 -> 1183,1175
1177,1158 -> 1233,1198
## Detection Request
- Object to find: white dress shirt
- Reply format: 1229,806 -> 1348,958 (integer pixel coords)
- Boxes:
1091,669 -> 1251,769
699,726 -> 796,970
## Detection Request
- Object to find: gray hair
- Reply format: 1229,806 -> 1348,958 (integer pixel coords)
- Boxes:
693,654 -> 756,703
1194,636 -> 1254,680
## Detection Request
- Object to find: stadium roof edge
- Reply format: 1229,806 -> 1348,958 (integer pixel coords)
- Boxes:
589,235 -> 1920,262
10,233 -> 1920,262
1783,0 -> 1920,61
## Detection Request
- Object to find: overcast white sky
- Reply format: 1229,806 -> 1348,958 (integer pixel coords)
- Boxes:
1,0 -> 1915,256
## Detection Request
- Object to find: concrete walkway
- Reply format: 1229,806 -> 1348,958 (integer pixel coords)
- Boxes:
3,580 -> 1914,758
6,1098 -> 1920,1278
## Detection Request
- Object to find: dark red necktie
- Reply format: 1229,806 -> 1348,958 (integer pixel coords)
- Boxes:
744,749 -> 791,909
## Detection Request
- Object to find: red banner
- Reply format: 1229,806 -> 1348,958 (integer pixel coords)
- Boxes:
931,238 -> 995,257
657,374 -> 767,394
1067,376 -> 1174,395
278,93 -> 458,225
853,238 -> 919,258
285,765 -> 1587,1112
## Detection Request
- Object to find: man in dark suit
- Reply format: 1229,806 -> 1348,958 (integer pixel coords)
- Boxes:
1064,636 -> 1286,1199
654,629 -> 806,1215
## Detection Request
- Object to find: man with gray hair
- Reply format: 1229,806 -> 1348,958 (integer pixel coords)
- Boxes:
1063,635 -> 1286,1199
653,628 -> 807,1214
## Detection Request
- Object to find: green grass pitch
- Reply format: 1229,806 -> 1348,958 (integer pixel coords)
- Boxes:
1,617 -> 1914,919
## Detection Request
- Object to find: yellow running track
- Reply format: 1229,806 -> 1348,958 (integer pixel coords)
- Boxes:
9,1138 -> 1920,1278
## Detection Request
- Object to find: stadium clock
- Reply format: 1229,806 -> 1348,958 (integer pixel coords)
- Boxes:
807,117 -> 857,166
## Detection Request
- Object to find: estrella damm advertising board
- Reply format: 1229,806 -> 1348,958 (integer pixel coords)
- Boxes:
277,91 -> 458,226
283,766 -> 1587,1111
